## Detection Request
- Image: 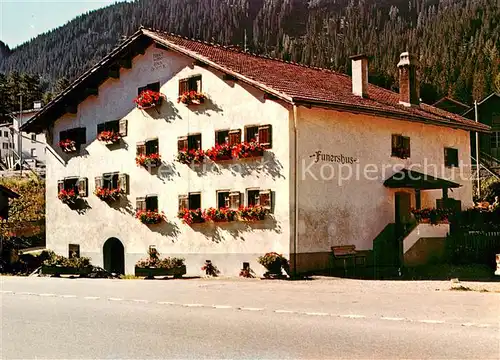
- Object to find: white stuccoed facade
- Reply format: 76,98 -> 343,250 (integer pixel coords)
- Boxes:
45,44 -> 473,275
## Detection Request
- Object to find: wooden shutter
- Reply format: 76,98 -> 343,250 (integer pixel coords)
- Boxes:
179,79 -> 189,95
258,125 -> 272,148
391,134 -> 400,156
118,119 -> 128,137
444,148 -> 450,166
259,190 -> 272,210
177,136 -> 188,151
195,76 -> 202,92
229,191 -> 241,210
178,195 -> 189,211
58,180 -> 64,193
146,196 -> 158,211
229,130 -> 241,146
118,173 -> 128,194
136,197 -> 146,211
136,142 -> 146,156
402,137 -> 410,158
95,176 -> 103,189
78,178 -> 88,197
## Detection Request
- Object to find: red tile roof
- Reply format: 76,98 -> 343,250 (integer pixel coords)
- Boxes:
145,29 -> 489,132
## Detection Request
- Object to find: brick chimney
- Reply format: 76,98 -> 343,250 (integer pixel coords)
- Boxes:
397,52 -> 419,106
350,54 -> 369,98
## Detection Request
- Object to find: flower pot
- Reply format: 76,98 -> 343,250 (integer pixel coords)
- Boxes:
135,265 -> 187,278
265,262 -> 283,276
41,265 -> 92,276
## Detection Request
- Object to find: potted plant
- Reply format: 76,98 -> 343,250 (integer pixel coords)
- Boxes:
176,148 -> 205,165
135,153 -> 162,168
203,207 -> 237,222
257,252 -> 288,278
41,250 -> 93,277
206,143 -> 233,161
201,260 -> 219,277
232,141 -> 265,159
135,248 -> 186,278
411,208 -> 451,225
136,209 -> 165,225
97,130 -> 121,144
134,90 -> 165,110
58,189 -> 79,203
239,205 -> 269,221
178,208 -> 205,225
94,187 -> 123,201
59,139 -> 77,153
177,90 -> 207,105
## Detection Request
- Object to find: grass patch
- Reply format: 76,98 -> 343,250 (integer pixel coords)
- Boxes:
120,274 -> 141,280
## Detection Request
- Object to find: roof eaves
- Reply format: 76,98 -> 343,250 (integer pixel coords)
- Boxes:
143,30 -> 293,104
292,97 -> 491,133
0,185 -> 20,199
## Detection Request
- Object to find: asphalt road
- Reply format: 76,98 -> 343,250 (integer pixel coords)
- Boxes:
1,277 -> 499,359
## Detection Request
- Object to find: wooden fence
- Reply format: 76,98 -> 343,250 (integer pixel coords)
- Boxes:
445,231 -> 500,267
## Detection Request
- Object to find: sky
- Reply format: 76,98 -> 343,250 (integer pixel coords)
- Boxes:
0,0 -> 130,48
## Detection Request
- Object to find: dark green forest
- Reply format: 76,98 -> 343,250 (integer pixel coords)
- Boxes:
1,0 -> 499,116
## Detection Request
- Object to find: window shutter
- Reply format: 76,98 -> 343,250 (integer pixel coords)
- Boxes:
58,180 -> 64,194
178,195 -> 189,211
179,79 -> 189,95
229,130 -> 241,146
258,125 -> 272,148
95,176 -> 103,190
118,119 -> 128,137
229,191 -> 241,209
118,173 -> 128,194
177,136 -> 188,151
259,190 -> 272,210
195,77 -> 202,92
444,149 -> 449,166
136,142 -> 146,156
78,178 -> 88,197
402,137 -> 410,158
136,197 -> 146,211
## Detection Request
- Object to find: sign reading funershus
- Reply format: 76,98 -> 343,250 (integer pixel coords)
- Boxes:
309,150 -> 358,164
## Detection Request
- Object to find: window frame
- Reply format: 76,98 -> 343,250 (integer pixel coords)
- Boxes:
138,82 -> 160,95
59,127 -> 86,150
391,134 -> 410,159
246,188 -> 261,207
31,134 -> 36,143
444,147 -> 459,168
178,75 -> 202,96
68,244 -> 80,258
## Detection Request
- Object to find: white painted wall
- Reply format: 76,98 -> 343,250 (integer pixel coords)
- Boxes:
403,224 -> 450,254
46,45 -> 291,275
295,107 -> 472,266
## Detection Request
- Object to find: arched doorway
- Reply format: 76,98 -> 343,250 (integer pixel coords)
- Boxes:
103,238 -> 125,275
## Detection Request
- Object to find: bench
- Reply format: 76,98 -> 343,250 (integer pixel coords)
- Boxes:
331,245 -> 366,277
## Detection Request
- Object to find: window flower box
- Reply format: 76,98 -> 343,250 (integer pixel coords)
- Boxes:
41,265 -> 92,276
42,251 -> 93,276
94,187 -> 123,201
58,189 -> 79,203
257,252 -> 288,278
239,205 -> 269,221
203,207 -> 237,222
177,91 -> 206,105
97,130 -> 121,144
411,208 -> 452,226
206,143 -> 234,162
176,149 -> 205,165
178,208 -> 205,225
134,90 -> 166,110
59,139 -> 77,153
136,209 -> 165,225
135,153 -> 162,168
232,141 -> 265,159
135,248 -> 186,278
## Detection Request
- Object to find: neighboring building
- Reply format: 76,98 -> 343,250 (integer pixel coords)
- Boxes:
21,28 -> 489,276
0,103 -> 46,170
0,184 -> 20,220
432,97 -> 470,115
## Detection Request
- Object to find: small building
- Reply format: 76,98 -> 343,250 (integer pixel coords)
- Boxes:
21,28 -> 489,276
432,97 -> 470,115
0,184 -> 20,220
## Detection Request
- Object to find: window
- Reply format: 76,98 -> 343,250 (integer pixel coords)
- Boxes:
391,134 -> 410,159
68,244 -> 80,258
178,193 -> 201,211
179,75 -> 202,95
9,142 -> 13,148
247,189 -> 272,210
178,134 -> 201,151
98,119 -> 127,137
138,82 -> 160,95
217,190 -> 241,209
95,173 -> 128,193
444,147 -> 459,167
137,138 -> 159,156
31,134 -> 36,143
59,127 -> 86,150
30,148 -> 36,158
2,143 -> 8,149
58,177 -> 88,197
491,131 -> 500,149
245,125 -> 272,148
136,195 -> 159,212
215,129 -> 241,146
4,131 -> 9,138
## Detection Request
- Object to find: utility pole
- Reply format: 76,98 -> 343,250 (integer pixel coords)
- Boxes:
18,94 -> 22,176
475,100 -> 480,199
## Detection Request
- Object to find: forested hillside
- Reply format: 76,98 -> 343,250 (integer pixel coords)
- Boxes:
1,0 -> 499,110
